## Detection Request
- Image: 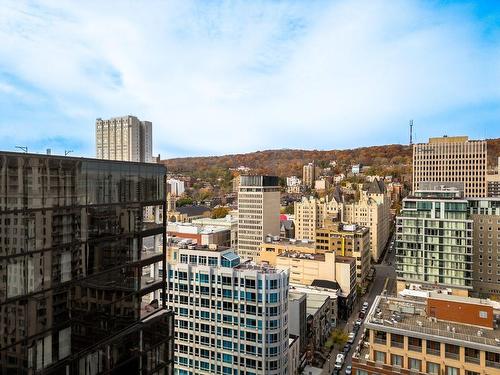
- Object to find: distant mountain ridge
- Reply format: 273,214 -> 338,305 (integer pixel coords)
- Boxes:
162,138 -> 500,178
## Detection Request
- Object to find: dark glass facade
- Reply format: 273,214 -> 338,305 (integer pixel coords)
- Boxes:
0,152 -> 173,375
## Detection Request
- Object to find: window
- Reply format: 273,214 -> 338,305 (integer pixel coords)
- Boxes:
409,358 -> 421,371
427,362 -> 440,375
391,354 -> 403,367
374,351 -> 386,364
446,366 -> 459,375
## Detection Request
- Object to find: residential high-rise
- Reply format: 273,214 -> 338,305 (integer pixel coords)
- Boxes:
294,193 -> 342,240
468,198 -> 500,296
96,115 -> 153,162
396,186 -> 473,295
237,175 -> 280,260
412,136 -> 487,197
0,151 -> 173,374
165,244 -> 290,375
302,162 -> 321,189
352,294 -> 500,375
343,180 -> 392,262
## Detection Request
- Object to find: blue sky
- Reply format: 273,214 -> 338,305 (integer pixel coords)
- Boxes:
0,0 -> 499,158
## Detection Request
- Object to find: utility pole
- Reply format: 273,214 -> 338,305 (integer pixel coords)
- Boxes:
64,150 -> 73,156
15,146 -> 28,153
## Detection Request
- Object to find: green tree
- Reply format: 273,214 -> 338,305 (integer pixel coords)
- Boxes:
177,197 -> 193,207
284,205 -> 294,215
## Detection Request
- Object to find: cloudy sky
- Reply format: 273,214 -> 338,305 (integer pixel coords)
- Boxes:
1,0 -> 499,158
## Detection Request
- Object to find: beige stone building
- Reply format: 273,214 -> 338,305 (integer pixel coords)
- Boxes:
293,193 -> 342,240
413,136 -> 487,198
343,180 -> 392,262
95,115 -> 153,162
303,162 -> 321,188
237,175 -> 280,260
316,221 -> 371,284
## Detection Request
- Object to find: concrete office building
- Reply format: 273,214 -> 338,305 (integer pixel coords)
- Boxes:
0,152 -> 173,374
192,214 -> 239,248
316,221 -> 371,284
303,162 -> 321,189
395,187 -> 473,294
468,198 -> 500,296
96,115 -> 153,162
164,245 -> 290,375
289,292 -> 307,354
352,294 -> 500,375
237,175 -> 280,260
343,181 -> 392,262
412,136 -> 487,198
294,194 -> 342,241
167,178 -> 185,196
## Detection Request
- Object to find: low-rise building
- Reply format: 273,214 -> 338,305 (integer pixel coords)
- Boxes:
306,293 -> 332,351
192,214 -> 238,247
167,222 -> 231,247
352,293 -> 500,375
289,292 -> 307,354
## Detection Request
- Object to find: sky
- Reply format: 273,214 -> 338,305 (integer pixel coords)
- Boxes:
0,0 -> 499,159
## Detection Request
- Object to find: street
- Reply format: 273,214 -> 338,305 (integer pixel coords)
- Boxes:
321,234 -> 397,374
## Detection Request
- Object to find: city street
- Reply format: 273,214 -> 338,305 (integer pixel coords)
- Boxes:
321,234 -> 397,374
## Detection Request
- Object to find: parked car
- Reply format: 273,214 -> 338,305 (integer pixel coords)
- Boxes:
343,344 -> 351,354
362,302 -> 369,309
335,353 -> 345,369
355,318 -> 363,326
347,332 -> 356,344
345,365 -> 353,375
358,311 -> 365,319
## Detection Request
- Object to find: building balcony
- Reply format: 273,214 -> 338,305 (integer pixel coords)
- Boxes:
426,348 -> 440,357
486,360 -> 500,369
465,356 -> 480,365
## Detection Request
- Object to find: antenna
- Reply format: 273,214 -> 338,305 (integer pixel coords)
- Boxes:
409,120 -> 414,145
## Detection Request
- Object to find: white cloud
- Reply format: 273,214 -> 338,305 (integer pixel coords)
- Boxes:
0,0 -> 499,157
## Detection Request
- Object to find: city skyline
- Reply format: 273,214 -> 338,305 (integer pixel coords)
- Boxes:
1,0 -> 500,158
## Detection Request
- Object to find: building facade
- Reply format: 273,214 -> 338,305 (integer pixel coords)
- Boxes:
0,152 -> 173,375
343,181 -> 392,262
316,221 -> 371,284
352,294 -> 500,375
293,195 -> 341,241
302,162 -> 321,189
96,115 -> 153,163
395,188 -> 473,294
468,198 -> 500,296
412,136 -> 487,198
164,245 -> 290,375
237,176 -> 280,260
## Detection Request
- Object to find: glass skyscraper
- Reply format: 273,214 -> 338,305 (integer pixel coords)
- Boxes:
0,152 -> 173,374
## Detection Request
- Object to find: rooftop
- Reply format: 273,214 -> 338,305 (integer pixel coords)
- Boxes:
365,296 -> 500,352
235,261 -> 287,275
278,251 -> 325,261
263,237 -> 316,248
176,205 -> 210,216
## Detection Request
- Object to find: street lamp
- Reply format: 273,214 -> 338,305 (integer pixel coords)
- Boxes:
15,146 -> 28,153
64,150 -> 73,156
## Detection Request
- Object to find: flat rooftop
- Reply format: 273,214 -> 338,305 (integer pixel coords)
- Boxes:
263,238 -> 317,248
236,261 -> 286,275
278,251 -> 325,261
366,296 -> 500,352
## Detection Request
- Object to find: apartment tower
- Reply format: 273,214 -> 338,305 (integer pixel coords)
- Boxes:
165,244 -> 290,375
396,186 -> 473,294
413,136 -> 487,198
237,175 -> 280,260
96,115 -> 153,162
302,162 -> 321,189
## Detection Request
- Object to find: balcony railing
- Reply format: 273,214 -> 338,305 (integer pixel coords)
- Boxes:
374,338 -> 387,345
465,356 -> 480,365
486,360 -> 500,369
426,348 -> 440,357
408,345 -> 422,352
390,341 -> 404,349
445,352 -> 460,360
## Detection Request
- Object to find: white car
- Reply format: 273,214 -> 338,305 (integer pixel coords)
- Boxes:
362,302 -> 369,309
335,353 -> 344,369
